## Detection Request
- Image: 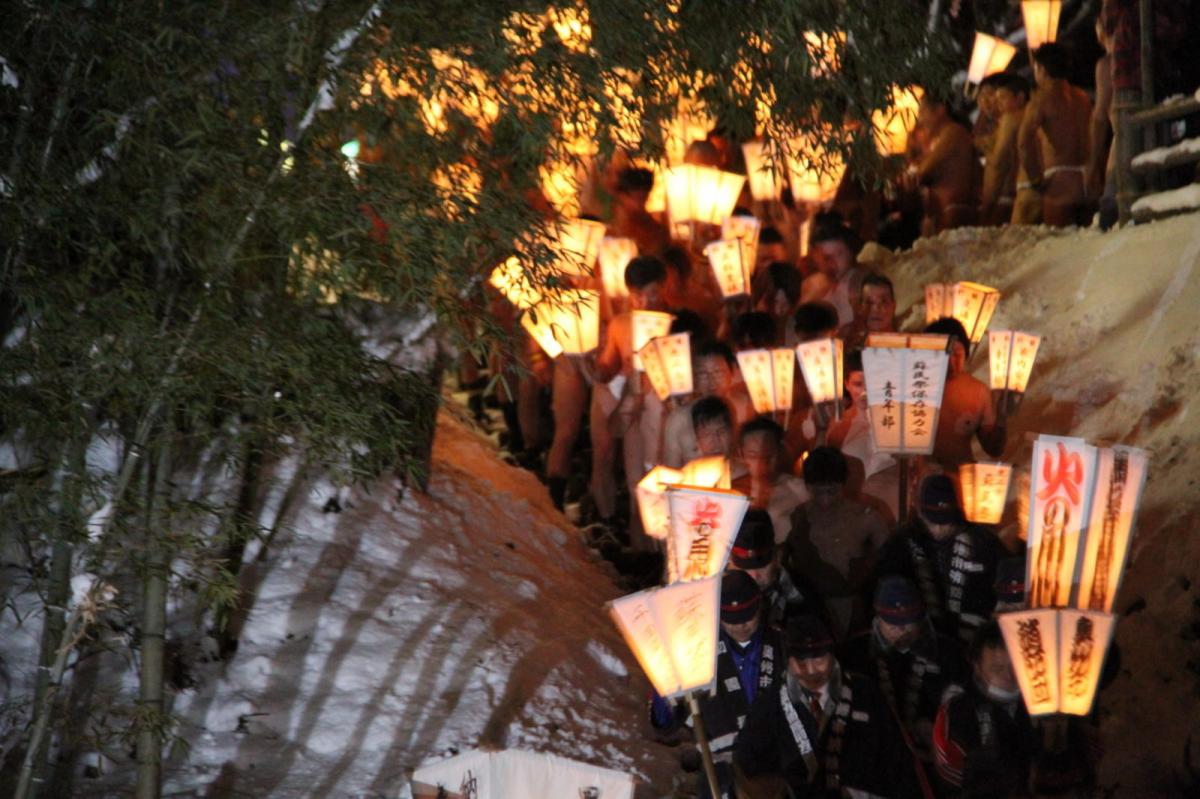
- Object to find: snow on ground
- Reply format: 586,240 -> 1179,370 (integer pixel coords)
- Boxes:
130,408 -> 678,798
867,214 -> 1200,794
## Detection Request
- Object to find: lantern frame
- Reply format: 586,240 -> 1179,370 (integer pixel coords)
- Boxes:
925,281 -> 1001,346
967,33 -> 1018,84
597,236 -> 638,301
736,348 -> 796,417
636,465 -> 685,540
872,86 -> 923,157
520,290 -> 601,359
665,485 -> 750,583
959,462 -> 1013,525
1076,446 -> 1149,613
861,335 -> 951,456
489,256 -> 542,309
1021,0 -> 1062,52
639,333 -> 694,401
740,140 -> 784,202
664,164 -> 745,232
679,455 -> 732,491
786,142 -> 845,206
553,218 -> 607,277
794,337 -> 845,406
704,238 -> 753,298
630,310 -> 674,371
998,607 -> 1116,717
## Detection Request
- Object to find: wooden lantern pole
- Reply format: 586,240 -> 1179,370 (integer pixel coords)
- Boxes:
898,456 -> 911,525
686,692 -> 724,799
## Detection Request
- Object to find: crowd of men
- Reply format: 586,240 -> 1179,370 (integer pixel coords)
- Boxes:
462,37 -> 1125,799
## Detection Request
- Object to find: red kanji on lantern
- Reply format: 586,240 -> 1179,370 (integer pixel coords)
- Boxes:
1038,441 -> 1084,505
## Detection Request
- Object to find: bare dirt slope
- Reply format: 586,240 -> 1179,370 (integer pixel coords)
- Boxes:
866,214 -> 1200,795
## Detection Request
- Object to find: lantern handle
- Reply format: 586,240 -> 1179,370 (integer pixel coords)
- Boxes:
686,691 -> 724,799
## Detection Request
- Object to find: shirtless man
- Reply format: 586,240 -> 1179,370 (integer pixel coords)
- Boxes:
798,220 -> 863,329
732,417 -> 809,544
662,340 -> 754,468
981,75 -> 1032,226
924,318 -> 1006,470
909,95 -> 980,232
611,167 -> 670,256
838,272 -> 897,351
1088,18 -> 1116,226
1019,44 -> 1093,227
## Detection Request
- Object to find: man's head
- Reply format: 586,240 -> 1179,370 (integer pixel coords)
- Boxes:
660,246 -> 692,305
1032,42 -> 1071,85
614,166 -> 654,214
692,395 -> 734,457
731,311 -> 777,350
730,509 -> 780,590
995,74 -> 1030,113
720,569 -> 764,643
668,308 -> 710,347
858,272 -> 896,333
793,301 -> 840,343
738,416 -> 786,481
976,73 -> 1007,118
757,226 -> 788,270
786,615 -> 836,692
625,255 -> 667,311
970,620 -> 1020,703
924,316 -> 970,377
694,340 -> 736,397
844,350 -> 866,408
809,222 -> 859,282
802,446 -> 848,509
917,94 -> 950,133
759,261 -> 802,319
917,474 -> 964,539
874,576 -> 926,652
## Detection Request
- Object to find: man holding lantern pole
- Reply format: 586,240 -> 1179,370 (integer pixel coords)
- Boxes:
924,317 -> 1007,471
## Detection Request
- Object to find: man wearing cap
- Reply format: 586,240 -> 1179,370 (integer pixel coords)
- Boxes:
734,615 -> 917,798
840,576 -> 965,772
650,570 -> 785,798
729,509 -> 814,629
992,556 -> 1027,613
872,474 -> 1002,647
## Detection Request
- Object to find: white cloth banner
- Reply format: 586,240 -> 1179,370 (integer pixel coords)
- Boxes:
665,486 -> 749,582
862,345 -> 948,455
1025,435 -> 1098,608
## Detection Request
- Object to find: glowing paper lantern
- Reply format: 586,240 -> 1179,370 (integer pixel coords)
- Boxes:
795,338 -> 845,405
968,33 -> 1018,84
1022,0 -> 1062,51
1076,446 -> 1149,613
637,466 -> 685,540
412,749 -> 634,799
722,215 -> 761,256
665,486 -> 750,582
959,462 -> 1013,525
639,333 -> 694,401
873,86 -> 924,156
664,164 -> 746,229
925,281 -> 1002,345
741,140 -> 784,201
1025,435 -> 1099,608
489,256 -> 541,309
998,608 -> 1116,717
861,336 -> 950,455
608,575 -> 722,699
554,218 -> 607,277
520,291 -> 601,358
663,102 -> 715,167
598,236 -> 638,300
736,349 -> 796,415
989,330 -> 1041,393
704,238 -> 752,298
680,455 -> 732,491
630,310 -> 674,371
787,144 -> 845,205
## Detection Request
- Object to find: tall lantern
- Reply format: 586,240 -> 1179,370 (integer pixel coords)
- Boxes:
787,143 -> 845,205
664,164 -> 745,233
554,218 -> 607,277
721,215 -> 761,266
736,348 -> 796,418
741,140 -> 784,202
959,462 -> 1013,525
968,33 -> 1018,84
795,337 -> 844,416
873,86 -> 923,157
989,330 -> 1041,416
639,333 -> 694,401
489,256 -> 541,309
597,236 -> 639,300
520,290 -> 601,358
1076,446 -> 1149,613
630,310 -> 674,371
925,281 -> 1001,346
1022,0 -> 1062,51
998,607 -> 1116,717
665,486 -> 750,583
680,455 -> 732,491
636,466 -> 685,540
1025,435 -> 1099,609
704,238 -> 752,298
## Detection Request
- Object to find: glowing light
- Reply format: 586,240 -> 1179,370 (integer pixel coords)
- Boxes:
968,33 -> 1018,83
959,462 -> 1013,525
925,281 -> 1001,345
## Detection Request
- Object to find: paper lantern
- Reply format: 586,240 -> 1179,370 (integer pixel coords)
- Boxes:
741,140 -> 784,201
637,466 -> 685,540
1077,446 -> 1149,613
959,462 -> 1013,525
630,310 -> 674,371
554,218 -> 607,277
608,575 -> 722,699
861,336 -> 950,455
520,290 -> 601,358
925,281 -> 1001,345
736,348 -> 796,415
1025,435 -> 1099,609
989,330 -> 1041,393
663,102 -> 715,167
787,143 -> 845,205
968,32 -> 1018,84
680,455 -> 732,491
412,748 -> 634,799
795,337 -> 844,405
704,238 -> 753,298
489,256 -> 541,309
665,486 -> 750,582
1022,0 -> 1062,51
598,236 -> 638,300
998,608 -> 1116,717
664,164 -> 746,229
639,333 -> 694,401
721,215 -> 761,257
873,86 -> 923,156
